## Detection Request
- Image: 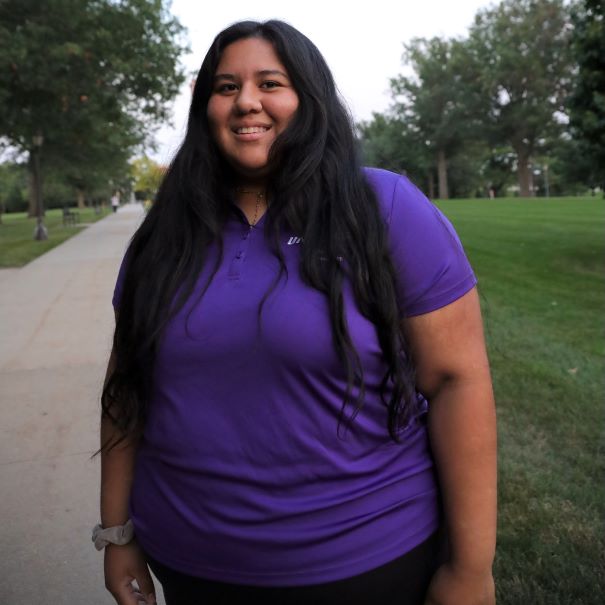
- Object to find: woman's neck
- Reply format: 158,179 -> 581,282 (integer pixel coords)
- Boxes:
235,178 -> 266,192
234,184 -> 268,227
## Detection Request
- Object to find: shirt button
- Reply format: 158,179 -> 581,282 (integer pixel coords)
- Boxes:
236,251 -> 242,259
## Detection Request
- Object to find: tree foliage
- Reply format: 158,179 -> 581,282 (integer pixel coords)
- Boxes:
0,0 -> 187,212
358,113 -> 430,188
130,155 -> 165,199
359,0 -> 583,199
466,0 -> 573,196
389,37 -> 487,199
566,0 -> 605,190
0,162 -> 27,214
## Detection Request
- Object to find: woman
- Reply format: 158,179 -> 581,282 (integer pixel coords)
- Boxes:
98,20 -> 497,605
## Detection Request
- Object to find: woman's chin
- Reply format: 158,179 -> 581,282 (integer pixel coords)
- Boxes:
231,161 -> 272,181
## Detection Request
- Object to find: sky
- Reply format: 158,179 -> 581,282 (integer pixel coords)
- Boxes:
151,0 -> 495,163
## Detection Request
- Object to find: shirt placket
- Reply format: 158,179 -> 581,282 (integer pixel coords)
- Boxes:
228,224 -> 255,280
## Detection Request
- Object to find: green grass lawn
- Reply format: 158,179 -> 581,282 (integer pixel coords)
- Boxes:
0,207 -> 109,267
1,195 -> 602,600
435,196 -> 605,604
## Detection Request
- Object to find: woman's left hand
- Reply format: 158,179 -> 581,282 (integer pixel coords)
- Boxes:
424,562 -> 495,605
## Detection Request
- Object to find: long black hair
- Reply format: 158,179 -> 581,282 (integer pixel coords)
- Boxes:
101,20 -> 417,449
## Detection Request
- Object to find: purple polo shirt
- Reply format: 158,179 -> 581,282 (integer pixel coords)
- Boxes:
113,168 -> 476,585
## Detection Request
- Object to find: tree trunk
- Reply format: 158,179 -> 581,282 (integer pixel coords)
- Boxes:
437,149 -> 449,200
76,188 -> 86,209
27,155 -> 37,217
516,149 -> 533,197
427,171 -> 435,199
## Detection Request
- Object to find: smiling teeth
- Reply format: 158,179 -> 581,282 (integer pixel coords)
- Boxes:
236,127 -> 268,134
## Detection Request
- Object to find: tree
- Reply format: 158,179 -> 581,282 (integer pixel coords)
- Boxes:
479,146 -> 517,196
567,0 -> 605,193
358,113 -> 433,192
0,0 -> 187,217
46,115 -> 137,208
467,0 -> 573,196
0,162 -> 28,217
388,37 -> 489,199
131,155 -> 166,200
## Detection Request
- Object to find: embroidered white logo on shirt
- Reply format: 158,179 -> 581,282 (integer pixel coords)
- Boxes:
287,236 -> 303,245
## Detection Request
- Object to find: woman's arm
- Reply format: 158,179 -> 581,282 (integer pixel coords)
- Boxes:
100,354 -> 135,528
404,287 -> 497,605
100,345 -> 156,605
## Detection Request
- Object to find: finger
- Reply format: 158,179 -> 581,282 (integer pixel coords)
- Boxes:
134,565 -> 157,604
113,577 -> 142,605
130,586 -> 149,604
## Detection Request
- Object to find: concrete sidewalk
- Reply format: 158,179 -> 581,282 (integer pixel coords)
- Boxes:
0,204 -> 167,604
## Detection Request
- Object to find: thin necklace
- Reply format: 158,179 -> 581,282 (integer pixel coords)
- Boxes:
236,189 -> 265,227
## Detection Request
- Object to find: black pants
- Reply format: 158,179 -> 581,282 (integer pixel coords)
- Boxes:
146,532 -> 442,605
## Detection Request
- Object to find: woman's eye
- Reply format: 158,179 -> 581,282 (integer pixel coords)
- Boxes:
217,83 -> 237,93
261,81 -> 280,89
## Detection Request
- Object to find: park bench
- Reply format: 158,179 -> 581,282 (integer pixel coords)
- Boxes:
62,207 -> 79,226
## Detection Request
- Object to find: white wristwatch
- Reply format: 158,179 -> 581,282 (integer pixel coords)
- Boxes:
92,519 -> 135,550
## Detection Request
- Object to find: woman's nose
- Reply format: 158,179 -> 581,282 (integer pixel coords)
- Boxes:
234,83 -> 262,114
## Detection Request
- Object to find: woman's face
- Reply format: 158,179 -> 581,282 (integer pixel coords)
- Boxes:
207,37 -> 299,182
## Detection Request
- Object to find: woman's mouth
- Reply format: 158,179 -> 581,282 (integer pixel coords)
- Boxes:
234,126 -> 269,134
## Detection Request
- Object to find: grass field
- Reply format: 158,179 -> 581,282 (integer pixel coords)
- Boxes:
436,196 -> 605,604
1,196 -> 603,601
0,207 -> 108,267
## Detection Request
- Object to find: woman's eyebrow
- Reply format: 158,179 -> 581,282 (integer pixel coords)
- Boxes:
258,69 -> 289,78
213,69 -> 289,82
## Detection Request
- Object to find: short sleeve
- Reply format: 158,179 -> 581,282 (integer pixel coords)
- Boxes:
367,169 -> 476,317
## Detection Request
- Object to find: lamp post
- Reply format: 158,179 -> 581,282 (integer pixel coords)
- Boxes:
32,133 -> 48,241
543,164 -> 550,199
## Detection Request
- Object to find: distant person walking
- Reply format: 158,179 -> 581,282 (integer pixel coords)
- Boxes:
111,193 -> 120,213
